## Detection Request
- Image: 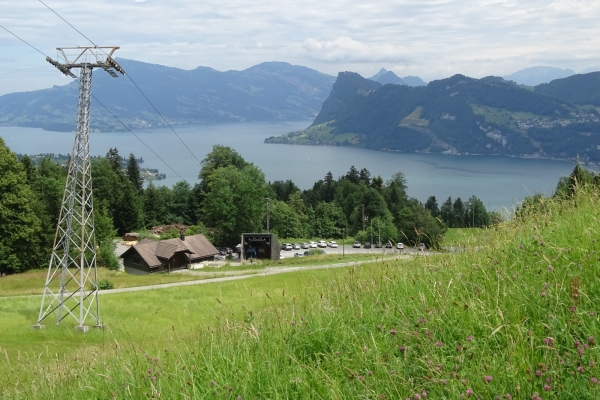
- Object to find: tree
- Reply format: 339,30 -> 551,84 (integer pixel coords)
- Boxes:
203,164 -> 269,245
106,147 -> 124,176
170,181 -> 193,224
440,197 -> 454,227
452,197 -> 465,228
270,179 -> 300,202
312,202 -> 346,238
269,200 -> 303,238
0,138 -> 42,274
126,153 -> 143,193
114,180 -> 144,235
359,168 -> 371,185
396,199 -> 447,248
345,165 -> 360,184
198,145 -> 248,191
555,161 -> 596,198
464,195 -> 490,227
424,196 -> 440,217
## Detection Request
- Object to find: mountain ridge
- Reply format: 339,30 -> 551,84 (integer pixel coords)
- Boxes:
266,71 -> 600,163
0,59 -> 336,132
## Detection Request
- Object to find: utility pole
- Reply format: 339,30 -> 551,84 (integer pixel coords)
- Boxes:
32,47 -> 125,332
265,198 -> 270,233
370,219 -> 373,245
362,204 -> 365,231
342,227 -> 345,258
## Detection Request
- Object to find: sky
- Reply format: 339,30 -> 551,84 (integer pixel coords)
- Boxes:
1,0 -> 600,95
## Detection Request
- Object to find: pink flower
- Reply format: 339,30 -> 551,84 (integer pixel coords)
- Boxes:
467,335 -> 473,341
290,320 -> 296,326
591,377 -> 599,384
543,385 -> 550,391
541,292 -> 546,297
390,329 -> 397,335
436,341 -> 444,347
484,375 -> 493,383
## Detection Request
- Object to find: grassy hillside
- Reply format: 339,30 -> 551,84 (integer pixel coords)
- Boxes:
2,187 -> 600,398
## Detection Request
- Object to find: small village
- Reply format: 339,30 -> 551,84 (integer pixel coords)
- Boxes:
517,110 -> 600,129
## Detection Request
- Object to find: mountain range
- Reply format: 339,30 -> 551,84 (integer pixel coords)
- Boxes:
265,71 -> 600,162
503,66 -> 575,86
0,60 -> 336,132
369,68 -> 427,86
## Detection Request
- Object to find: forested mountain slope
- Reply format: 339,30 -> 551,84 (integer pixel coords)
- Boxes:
266,72 -> 600,162
0,60 -> 336,132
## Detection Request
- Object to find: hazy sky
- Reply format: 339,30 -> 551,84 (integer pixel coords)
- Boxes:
1,0 -> 600,95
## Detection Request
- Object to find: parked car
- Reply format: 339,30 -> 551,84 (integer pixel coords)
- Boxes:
419,243 -> 426,251
353,241 -> 361,248
374,242 -> 383,248
301,242 -> 310,249
364,242 -> 372,249
309,241 -> 318,248
317,240 -> 327,248
292,243 -> 301,250
396,242 -> 404,249
385,242 -> 392,248
329,241 -> 338,248
284,243 -> 293,251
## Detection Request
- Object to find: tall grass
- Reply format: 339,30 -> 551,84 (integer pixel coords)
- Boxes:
2,187 -> 600,399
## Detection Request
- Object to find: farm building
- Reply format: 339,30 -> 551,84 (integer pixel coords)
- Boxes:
120,233 -> 219,274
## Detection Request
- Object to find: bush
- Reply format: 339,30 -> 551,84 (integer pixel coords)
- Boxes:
91,279 -> 114,291
97,241 -> 120,271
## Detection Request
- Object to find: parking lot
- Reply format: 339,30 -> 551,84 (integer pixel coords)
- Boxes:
279,244 -> 428,257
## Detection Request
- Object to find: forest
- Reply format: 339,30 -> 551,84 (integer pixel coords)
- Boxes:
1,138 -> 500,275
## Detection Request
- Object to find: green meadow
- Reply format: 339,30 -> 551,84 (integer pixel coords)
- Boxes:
1,187 -> 600,399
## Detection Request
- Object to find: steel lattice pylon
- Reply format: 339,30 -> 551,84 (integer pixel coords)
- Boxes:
32,47 -> 125,332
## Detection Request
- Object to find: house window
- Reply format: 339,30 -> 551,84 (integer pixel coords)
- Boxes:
132,256 -> 141,266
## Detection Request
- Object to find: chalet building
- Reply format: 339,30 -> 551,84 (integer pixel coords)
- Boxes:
120,234 -> 219,274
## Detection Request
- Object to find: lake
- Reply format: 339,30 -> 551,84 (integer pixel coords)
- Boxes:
0,121 -> 577,212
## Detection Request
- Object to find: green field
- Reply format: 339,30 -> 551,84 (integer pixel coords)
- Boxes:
2,187 -> 600,399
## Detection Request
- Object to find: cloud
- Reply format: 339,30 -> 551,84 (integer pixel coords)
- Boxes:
302,37 -> 410,64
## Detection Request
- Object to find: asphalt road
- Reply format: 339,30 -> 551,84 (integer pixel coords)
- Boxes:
280,245 -> 427,258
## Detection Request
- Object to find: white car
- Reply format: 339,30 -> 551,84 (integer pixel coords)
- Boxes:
309,241 -> 318,248
396,242 -> 404,249
284,243 -> 293,251
317,240 -> 327,248
329,241 -> 338,248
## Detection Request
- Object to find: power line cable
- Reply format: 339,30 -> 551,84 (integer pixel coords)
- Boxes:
37,0 -> 97,46
0,23 -> 47,56
91,94 -> 187,182
35,0 -> 203,166
0,24 -> 188,183
19,0 -> 80,47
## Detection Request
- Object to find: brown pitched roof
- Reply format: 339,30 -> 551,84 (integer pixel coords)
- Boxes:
122,238 -> 161,268
155,241 -> 191,260
121,234 -> 219,267
163,234 -> 219,261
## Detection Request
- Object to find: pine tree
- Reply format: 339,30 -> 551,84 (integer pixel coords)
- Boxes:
126,153 -> 144,193
424,196 -> 440,217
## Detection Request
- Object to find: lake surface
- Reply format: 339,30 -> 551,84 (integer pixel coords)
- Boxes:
1,121 -> 577,212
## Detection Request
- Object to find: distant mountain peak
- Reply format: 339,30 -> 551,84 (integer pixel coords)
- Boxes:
369,68 -> 389,81
369,68 -> 426,87
503,66 -> 575,86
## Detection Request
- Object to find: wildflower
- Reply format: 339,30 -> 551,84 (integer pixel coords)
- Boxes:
335,351 -> 340,355
541,292 -> 546,297
419,318 -> 425,324
290,320 -> 295,326
390,370 -> 396,375
574,341 -> 581,348
152,376 -> 156,381
590,312 -> 595,316
380,395 -> 386,400
441,379 -> 448,385
520,245 -> 524,250
436,341 -> 444,347
154,358 -> 159,362
390,329 -> 397,335
547,265 -> 554,271
210,381 -> 216,386
414,394 -> 421,400
364,346 -> 368,351
588,336 -> 595,344
467,335 -> 473,341
466,389 -> 473,396
535,370 -> 542,377
506,395 -> 512,399
147,369 -> 152,374
399,346 -> 406,353
543,385 -> 550,391
484,376 -> 493,383
591,377 -> 599,384
368,370 -> 373,376
422,390 -> 428,398
543,337 -> 554,346
577,366 -> 585,373
570,307 -> 576,312
377,324 -> 382,331
357,375 -> 364,381
237,396 -> 242,400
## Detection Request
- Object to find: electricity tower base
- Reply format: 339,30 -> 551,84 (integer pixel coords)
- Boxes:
30,324 -> 45,330
74,325 -> 89,333
93,324 -> 106,329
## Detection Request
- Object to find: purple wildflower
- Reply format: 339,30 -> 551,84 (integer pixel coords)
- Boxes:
543,385 -> 550,391
399,346 -> 406,353
484,376 -> 493,383
377,324 -> 382,331
466,389 -> 473,396
390,329 -> 397,335
467,335 -> 473,341
519,245 -> 524,250
547,265 -> 554,271
290,320 -> 295,326
591,377 -> 599,384
541,291 -> 546,297
436,341 -> 443,347
536,370 -> 542,377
